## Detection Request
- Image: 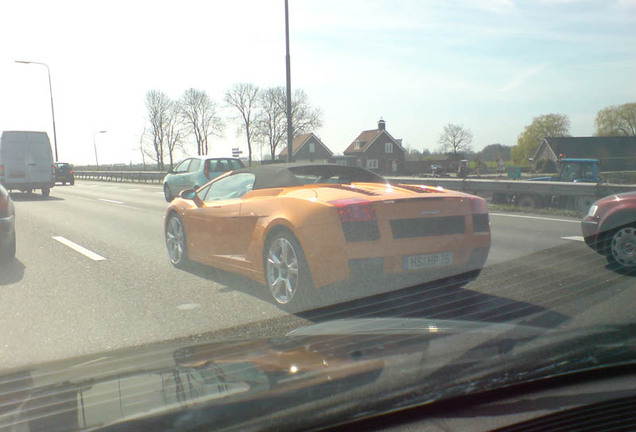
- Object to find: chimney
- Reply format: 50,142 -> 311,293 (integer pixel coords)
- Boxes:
378,118 -> 386,131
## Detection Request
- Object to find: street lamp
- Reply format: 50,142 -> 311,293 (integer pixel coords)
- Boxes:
15,60 -> 59,162
93,131 -> 107,168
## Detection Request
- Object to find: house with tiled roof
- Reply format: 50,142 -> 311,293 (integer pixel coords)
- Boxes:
534,136 -> 636,171
278,133 -> 333,162
342,119 -> 406,175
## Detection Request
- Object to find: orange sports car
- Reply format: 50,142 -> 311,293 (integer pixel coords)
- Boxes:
164,163 -> 490,309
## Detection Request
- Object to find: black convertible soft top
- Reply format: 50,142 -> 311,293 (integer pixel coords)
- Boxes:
233,163 -> 387,190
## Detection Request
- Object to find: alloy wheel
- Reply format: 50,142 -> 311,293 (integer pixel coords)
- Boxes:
266,237 -> 300,305
166,215 -> 186,266
610,227 -> 636,269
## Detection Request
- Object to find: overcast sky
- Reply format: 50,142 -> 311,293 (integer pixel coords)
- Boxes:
0,0 -> 634,165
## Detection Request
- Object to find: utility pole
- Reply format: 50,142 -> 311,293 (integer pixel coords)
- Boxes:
285,0 -> 293,163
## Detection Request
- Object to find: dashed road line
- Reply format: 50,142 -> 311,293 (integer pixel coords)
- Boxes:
177,303 -> 201,311
98,198 -> 125,204
562,236 -> 585,242
490,213 -> 579,224
52,236 -> 106,261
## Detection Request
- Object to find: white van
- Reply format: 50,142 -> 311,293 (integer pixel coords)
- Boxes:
0,131 -> 55,197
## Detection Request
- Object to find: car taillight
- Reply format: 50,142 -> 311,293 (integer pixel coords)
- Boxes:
330,198 -> 380,242
51,165 -> 56,174
330,198 -> 377,222
0,165 -> 4,177
69,169 -> 73,175
470,196 -> 488,214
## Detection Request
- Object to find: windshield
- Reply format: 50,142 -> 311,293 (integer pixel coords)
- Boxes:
0,1 -> 635,431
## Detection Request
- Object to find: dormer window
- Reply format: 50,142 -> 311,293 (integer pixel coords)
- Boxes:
354,140 -> 364,150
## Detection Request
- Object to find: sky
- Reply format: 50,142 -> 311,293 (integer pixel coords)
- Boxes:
0,0 -> 634,165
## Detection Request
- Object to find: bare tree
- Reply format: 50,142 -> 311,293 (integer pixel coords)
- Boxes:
438,123 -> 473,155
138,127 -> 147,169
165,102 -> 185,170
254,87 -> 323,160
224,83 -> 259,165
254,87 -> 286,161
179,88 -> 224,156
144,90 -> 172,170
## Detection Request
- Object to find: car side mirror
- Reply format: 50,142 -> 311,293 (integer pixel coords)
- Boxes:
180,189 -> 203,207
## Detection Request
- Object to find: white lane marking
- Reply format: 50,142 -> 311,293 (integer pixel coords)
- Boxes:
69,356 -> 113,369
52,236 -> 106,261
489,213 -> 579,224
177,303 -> 201,311
98,198 -> 125,204
562,236 -> 585,242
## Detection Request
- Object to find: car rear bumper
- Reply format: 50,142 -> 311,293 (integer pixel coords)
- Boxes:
301,219 -> 491,289
2,181 -> 54,190
347,246 -> 489,283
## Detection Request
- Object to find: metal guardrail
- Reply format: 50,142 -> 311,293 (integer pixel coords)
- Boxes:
74,171 -> 165,184
387,177 -> 636,199
74,171 -> 635,200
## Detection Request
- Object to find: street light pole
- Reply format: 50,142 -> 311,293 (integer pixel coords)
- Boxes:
284,0 -> 293,163
15,60 -> 59,162
93,131 -> 107,168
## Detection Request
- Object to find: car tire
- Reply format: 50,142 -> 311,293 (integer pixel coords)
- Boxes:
0,230 -> 16,262
166,213 -> 188,268
605,225 -> 636,273
41,188 -> 50,198
264,230 -> 316,311
164,184 -> 173,202
70,179 -> 75,186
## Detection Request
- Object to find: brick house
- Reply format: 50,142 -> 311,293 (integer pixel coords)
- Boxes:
342,119 -> 406,175
278,133 -> 333,163
533,136 -> 636,171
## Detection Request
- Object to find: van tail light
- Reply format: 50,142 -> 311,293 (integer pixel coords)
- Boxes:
51,165 -> 56,175
330,198 -> 380,242
70,169 -> 73,175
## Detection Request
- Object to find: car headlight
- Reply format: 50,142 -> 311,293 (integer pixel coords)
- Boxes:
587,204 -> 598,217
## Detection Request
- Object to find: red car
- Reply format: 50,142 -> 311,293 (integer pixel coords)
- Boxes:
581,191 -> 636,272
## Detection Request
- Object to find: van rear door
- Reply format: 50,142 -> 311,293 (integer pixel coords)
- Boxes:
2,140 -> 28,181
1,132 -> 54,187
27,138 -> 54,183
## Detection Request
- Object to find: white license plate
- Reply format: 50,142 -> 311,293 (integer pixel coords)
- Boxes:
404,252 -> 454,270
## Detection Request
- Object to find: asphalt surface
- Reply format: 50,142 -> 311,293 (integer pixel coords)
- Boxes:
0,181 -> 633,370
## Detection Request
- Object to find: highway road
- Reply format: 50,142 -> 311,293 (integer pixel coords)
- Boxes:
0,182 -> 633,371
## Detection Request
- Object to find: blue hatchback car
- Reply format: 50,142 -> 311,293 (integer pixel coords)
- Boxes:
163,156 -> 245,201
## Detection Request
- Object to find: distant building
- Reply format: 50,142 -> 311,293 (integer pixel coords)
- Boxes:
343,119 -> 406,175
278,133 -> 333,163
534,136 -> 636,171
